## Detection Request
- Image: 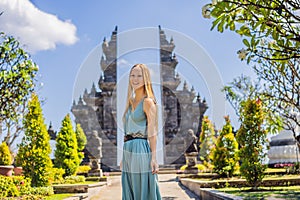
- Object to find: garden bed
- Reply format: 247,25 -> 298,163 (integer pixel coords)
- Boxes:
52,182 -> 106,194
179,176 -> 300,189
218,186 -> 300,199
178,175 -> 300,199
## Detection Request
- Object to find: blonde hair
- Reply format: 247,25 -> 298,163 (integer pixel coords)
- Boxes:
123,64 -> 158,128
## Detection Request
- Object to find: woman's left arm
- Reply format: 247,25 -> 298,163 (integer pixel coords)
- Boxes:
144,98 -> 159,174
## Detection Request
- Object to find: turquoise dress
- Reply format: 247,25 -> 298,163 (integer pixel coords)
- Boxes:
122,99 -> 162,200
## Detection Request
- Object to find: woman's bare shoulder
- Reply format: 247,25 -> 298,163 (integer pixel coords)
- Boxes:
143,97 -> 156,110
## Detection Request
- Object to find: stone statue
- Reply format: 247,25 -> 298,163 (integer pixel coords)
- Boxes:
184,129 -> 199,169
186,129 -> 198,154
87,130 -> 102,176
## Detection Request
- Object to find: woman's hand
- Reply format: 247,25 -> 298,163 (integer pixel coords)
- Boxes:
151,159 -> 159,174
119,160 -> 122,171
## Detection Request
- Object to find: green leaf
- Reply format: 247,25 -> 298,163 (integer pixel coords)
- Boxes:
211,16 -> 222,31
243,39 -> 250,47
251,36 -> 255,47
247,55 -> 251,64
217,20 -> 225,32
230,22 -> 236,31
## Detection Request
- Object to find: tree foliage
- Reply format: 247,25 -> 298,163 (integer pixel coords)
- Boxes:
1,105 -> 26,148
203,0 -> 300,62
203,0 -> 300,148
222,75 -> 283,134
237,98 -> 268,189
15,93 -> 53,187
75,123 -> 87,162
55,114 -> 80,176
199,116 -> 216,167
211,116 -> 239,177
0,32 -> 38,147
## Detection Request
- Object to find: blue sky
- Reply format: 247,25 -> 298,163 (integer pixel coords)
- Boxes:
0,0 -> 255,133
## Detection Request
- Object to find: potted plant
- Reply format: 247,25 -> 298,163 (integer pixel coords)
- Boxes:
13,151 -> 23,176
13,165 -> 23,176
0,142 -> 14,176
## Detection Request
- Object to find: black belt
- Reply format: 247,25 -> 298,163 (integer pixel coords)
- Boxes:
124,134 -> 147,142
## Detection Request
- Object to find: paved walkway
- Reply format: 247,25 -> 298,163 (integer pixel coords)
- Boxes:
89,173 -> 199,200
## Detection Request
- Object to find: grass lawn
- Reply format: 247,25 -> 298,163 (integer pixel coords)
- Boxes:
265,168 -> 286,173
191,169 -> 300,199
218,186 -> 300,199
45,193 -> 74,200
52,180 -> 100,185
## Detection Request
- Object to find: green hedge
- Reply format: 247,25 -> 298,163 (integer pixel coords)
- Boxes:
0,175 -> 53,198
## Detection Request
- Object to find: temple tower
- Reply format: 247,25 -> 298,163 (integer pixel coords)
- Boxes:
159,26 -> 208,164
72,27 -> 118,170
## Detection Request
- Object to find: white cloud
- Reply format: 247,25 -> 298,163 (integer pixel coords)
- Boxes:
117,58 -> 130,67
0,0 -> 78,53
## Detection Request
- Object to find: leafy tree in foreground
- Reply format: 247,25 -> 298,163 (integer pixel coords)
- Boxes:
55,114 -> 80,176
211,116 -> 239,177
16,93 -> 53,187
0,32 -> 38,147
203,0 -> 300,62
203,0 -> 300,151
237,98 -> 268,189
75,123 -> 87,162
199,116 -> 216,168
222,75 -> 282,134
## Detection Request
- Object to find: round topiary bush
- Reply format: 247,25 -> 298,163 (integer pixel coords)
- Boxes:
0,142 -> 12,165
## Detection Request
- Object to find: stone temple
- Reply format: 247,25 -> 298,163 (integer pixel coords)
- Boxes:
71,26 -> 208,170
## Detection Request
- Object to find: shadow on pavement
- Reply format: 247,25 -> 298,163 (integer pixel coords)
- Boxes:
178,182 -> 200,200
159,178 -> 177,183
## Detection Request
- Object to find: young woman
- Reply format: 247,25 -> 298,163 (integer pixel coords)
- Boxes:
121,63 -> 162,200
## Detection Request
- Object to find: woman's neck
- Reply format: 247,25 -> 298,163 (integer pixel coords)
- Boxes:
134,87 -> 146,101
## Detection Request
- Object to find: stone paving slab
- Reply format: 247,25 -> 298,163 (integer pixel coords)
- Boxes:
88,174 -> 199,200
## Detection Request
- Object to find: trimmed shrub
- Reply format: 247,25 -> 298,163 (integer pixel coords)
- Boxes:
0,175 -> 32,197
199,116 -> 216,167
29,186 -> 54,196
55,114 -> 80,177
76,165 -> 91,175
75,124 -> 87,162
12,176 -> 32,195
64,175 -> 86,184
180,164 -> 206,171
0,142 -> 12,165
16,93 -> 53,187
0,175 -> 19,197
211,116 -> 239,177
49,167 -> 65,184
237,98 -> 268,189
0,175 -> 52,198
